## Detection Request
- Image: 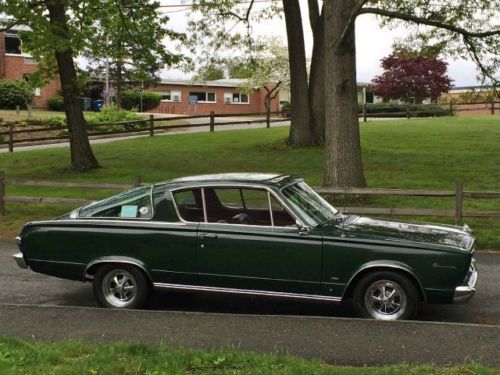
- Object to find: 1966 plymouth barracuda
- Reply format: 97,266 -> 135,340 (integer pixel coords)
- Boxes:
13,173 -> 477,320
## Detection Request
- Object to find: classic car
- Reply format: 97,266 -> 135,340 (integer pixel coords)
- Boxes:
13,173 -> 477,320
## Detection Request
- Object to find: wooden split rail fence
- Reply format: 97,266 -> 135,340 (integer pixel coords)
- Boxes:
1,172 -> 499,225
0,111 -> 289,152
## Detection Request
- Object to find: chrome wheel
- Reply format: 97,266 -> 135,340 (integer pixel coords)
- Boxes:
101,269 -> 137,308
364,279 -> 407,320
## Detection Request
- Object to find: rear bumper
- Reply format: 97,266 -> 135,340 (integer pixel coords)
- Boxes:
13,252 -> 28,269
453,265 -> 477,304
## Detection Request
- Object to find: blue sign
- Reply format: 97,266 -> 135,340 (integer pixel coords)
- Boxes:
188,95 -> 198,105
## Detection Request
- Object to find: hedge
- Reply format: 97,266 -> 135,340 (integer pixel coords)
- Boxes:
360,103 -> 450,117
121,90 -> 161,111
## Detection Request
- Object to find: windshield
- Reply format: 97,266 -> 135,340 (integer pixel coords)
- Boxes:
281,182 -> 338,226
78,186 -> 153,219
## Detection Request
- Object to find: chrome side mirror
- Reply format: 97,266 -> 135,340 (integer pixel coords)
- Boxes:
296,220 -> 310,236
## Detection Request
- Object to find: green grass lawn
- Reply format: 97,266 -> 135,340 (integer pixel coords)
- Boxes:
0,115 -> 499,247
0,338 -> 496,374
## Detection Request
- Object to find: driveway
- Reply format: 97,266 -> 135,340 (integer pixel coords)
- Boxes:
1,241 -> 498,325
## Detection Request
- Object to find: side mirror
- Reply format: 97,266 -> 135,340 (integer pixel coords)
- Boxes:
296,220 -> 310,236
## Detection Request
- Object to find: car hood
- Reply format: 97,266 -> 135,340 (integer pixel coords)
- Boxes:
324,216 -> 475,253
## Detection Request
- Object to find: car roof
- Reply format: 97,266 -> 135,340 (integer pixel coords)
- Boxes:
154,173 -> 302,189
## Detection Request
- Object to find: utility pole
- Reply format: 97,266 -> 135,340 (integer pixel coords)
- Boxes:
105,34 -> 110,106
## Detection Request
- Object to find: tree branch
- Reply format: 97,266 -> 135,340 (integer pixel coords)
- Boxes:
0,20 -> 19,32
359,7 -> 500,38
338,0 -> 368,45
308,0 -> 320,34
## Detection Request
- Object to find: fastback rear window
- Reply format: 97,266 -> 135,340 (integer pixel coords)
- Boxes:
78,186 -> 153,219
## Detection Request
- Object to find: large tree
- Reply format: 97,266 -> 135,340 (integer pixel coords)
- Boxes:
372,50 -> 453,104
0,0 -> 181,170
187,0 -> 499,188
86,3 -> 182,108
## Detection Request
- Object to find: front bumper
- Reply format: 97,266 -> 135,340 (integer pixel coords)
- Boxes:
453,262 -> 478,304
13,251 -> 28,269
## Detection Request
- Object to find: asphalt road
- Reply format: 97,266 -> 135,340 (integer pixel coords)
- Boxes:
1,241 -> 498,325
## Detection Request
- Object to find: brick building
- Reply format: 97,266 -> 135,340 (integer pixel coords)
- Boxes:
147,79 -> 287,115
0,26 -> 60,109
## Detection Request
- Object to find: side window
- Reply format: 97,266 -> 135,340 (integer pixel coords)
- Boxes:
173,188 -> 204,222
79,186 -> 153,219
214,188 -> 243,209
205,187 -> 271,226
270,195 -> 296,227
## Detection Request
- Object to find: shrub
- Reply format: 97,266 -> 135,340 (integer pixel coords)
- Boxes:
47,94 -> 64,111
85,105 -> 142,125
121,90 -> 161,111
359,103 -> 450,117
0,80 -> 34,109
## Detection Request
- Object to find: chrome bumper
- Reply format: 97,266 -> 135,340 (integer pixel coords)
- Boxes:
13,251 -> 28,269
453,265 -> 478,304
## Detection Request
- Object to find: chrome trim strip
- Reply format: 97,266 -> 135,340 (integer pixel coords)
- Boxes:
342,263 -> 427,303
152,269 -> 321,285
27,219 -> 192,228
201,188 -> 208,223
29,258 -> 86,266
267,191 -> 274,227
153,282 -> 342,302
12,252 -> 27,269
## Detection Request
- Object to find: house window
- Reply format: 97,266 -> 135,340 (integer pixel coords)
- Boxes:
159,90 -> 181,102
5,33 -> 21,54
189,91 -> 216,103
224,92 -> 249,104
34,88 -> 41,97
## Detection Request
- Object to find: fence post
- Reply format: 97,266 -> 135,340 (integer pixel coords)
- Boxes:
362,103 -> 367,123
8,125 -> 13,153
210,111 -> 215,132
455,180 -> 463,226
132,176 -> 142,187
149,114 -> 154,137
0,170 -> 5,215
491,99 -> 495,115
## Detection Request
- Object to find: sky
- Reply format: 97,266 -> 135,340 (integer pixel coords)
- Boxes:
159,1 -> 482,87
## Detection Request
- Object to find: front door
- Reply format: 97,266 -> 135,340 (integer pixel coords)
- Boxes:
197,187 -> 323,294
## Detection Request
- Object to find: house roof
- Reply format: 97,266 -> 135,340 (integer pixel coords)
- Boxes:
159,78 -> 248,88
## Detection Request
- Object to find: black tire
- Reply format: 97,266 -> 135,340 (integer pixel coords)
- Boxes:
93,264 -> 150,309
352,270 -> 418,320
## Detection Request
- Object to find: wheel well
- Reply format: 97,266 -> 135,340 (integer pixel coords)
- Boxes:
342,267 -> 426,303
84,261 -> 153,287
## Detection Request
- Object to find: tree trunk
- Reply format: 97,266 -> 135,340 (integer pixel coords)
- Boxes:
323,1 -> 366,187
115,60 -> 123,108
47,1 -> 100,170
309,12 -> 325,146
282,0 -> 314,147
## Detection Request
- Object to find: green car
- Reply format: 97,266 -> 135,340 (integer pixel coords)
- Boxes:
13,173 -> 477,320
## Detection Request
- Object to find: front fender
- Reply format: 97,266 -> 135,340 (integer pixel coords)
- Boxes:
342,260 -> 426,303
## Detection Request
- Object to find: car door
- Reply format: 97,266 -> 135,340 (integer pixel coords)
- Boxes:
196,186 -> 323,295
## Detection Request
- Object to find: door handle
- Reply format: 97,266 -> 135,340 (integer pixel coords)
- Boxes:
200,233 -> 218,248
